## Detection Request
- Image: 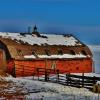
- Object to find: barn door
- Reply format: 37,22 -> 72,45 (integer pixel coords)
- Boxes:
0,49 -> 6,71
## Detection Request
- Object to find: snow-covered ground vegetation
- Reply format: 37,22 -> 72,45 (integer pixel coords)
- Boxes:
0,76 -> 99,100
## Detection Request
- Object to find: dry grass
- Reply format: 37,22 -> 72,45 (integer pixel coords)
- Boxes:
0,70 -> 27,99
0,70 -> 10,77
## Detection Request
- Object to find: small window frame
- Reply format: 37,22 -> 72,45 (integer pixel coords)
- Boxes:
32,50 -> 38,57
45,49 -> 51,56
81,50 -> 87,55
17,49 -> 23,56
57,49 -> 63,55
70,50 -> 75,55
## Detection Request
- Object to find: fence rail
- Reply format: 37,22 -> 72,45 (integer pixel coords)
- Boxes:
14,64 -> 100,91
35,68 -> 100,90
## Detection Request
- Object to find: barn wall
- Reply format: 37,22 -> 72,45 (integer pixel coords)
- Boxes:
12,58 -> 93,77
0,49 -> 7,71
7,59 -> 15,76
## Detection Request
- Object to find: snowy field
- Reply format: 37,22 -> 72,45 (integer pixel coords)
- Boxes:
0,76 -> 99,100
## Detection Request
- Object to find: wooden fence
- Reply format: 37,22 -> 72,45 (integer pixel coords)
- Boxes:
13,64 -> 100,92
35,68 -> 100,90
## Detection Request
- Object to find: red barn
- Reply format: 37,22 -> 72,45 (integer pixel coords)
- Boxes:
0,31 -> 94,77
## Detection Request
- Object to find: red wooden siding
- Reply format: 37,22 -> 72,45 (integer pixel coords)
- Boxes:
8,58 -> 93,77
7,60 -> 15,75
0,49 -> 7,71
0,50 -> 3,68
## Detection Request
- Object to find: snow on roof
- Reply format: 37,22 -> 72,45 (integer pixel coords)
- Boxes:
24,53 -> 90,59
0,32 -> 82,46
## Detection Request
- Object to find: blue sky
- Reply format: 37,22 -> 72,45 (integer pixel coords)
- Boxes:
0,0 -> 100,44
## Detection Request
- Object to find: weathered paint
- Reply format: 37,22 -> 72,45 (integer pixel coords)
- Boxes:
7,58 -> 93,77
0,49 -> 7,71
7,59 -> 15,76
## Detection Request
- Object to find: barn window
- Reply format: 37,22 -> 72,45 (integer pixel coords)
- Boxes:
58,49 -> 63,55
45,49 -> 51,56
70,50 -> 75,55
17,49 -> 23,56
32,51 -> 37,55
81,50 -> 87,55
32,50 -> 38,57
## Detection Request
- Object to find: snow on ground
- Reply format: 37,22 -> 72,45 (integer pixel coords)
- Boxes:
71,72 -> 100,77
0,74 -> 99,100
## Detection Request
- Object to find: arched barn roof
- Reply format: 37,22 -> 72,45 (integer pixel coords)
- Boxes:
0,32 -> 92,60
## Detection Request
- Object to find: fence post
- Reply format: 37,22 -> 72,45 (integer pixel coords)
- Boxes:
56,69 -> 59,82
82,72 -> 84,88
45,69 -> 48,82
66,73 -> 69,85
37,68 -> 39,80
66,73 -> 71,86
92,76 -> 96,92
33,72 -> 35,80
93,76 -> 96,85
69,73 -> 71,86
13,65 -> 16,77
